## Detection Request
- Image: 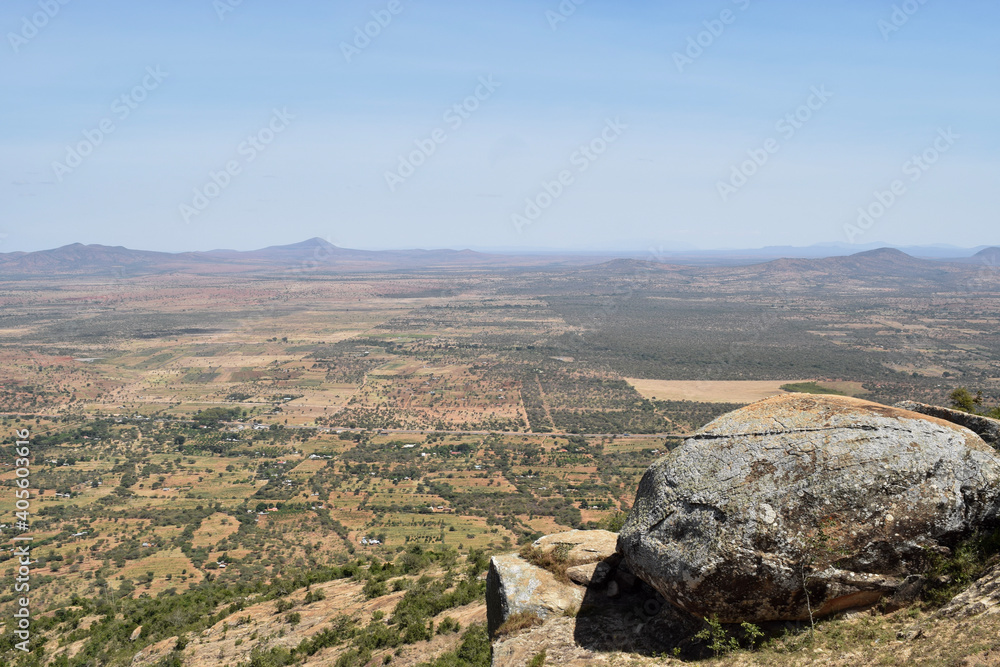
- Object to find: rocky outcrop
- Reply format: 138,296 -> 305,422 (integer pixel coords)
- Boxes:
618,394 -> 1000,623
940,563 -> 1000,618
486,554 -> 585,637
566,561 -> 612,587
490,615 -> 684,667
488,530 -> 703,665
486,530 -> 622,637
894,400 -> 1000,447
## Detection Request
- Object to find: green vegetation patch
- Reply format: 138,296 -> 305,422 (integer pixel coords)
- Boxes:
922,528 -> 1000,608
779,382 -> 846,396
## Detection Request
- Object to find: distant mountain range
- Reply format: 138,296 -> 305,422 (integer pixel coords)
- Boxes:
0,238 -> 590,278
606,243 -> 997,267
587,246 -> 1000,290
0,238 -> 997,280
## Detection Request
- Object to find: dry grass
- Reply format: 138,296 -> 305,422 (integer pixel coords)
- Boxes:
706,608 -> 1000,666
495,611 -> 545,640
190,512 -> 240,548
519,544 -> 573,584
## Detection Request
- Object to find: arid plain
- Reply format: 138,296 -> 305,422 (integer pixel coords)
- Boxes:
2,243 -> 1000,665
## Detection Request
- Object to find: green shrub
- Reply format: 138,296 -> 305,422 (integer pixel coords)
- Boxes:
415,624 -> 490,667
693,617 -> 764,657
597,511 -> 627,532
436,616 -> 460,635
923,529 -> 1000,607
363,578 -> 388,599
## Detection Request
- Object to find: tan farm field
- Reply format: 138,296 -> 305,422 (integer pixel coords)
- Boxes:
625,378 -> 812,403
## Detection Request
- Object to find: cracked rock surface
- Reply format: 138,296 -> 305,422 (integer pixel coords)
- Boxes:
894,400 -> 1000,447
618,394 -> 1000,623
940,562 -> 1000,618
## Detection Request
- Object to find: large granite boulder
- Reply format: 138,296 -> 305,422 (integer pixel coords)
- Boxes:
618,394 -> 1000,623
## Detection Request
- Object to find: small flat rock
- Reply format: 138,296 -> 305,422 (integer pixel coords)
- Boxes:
491,616 -> 645,667
532,530 -> 619,565
490,584 -> 701,665
566,561 -> 612,587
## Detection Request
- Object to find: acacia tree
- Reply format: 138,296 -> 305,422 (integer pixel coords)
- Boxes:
951,388 -> 976,412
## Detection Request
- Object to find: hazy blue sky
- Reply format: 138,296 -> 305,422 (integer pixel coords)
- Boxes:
2,0 -> 998,253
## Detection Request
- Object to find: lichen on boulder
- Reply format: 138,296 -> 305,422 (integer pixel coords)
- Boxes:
618,394 -> 1000,623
